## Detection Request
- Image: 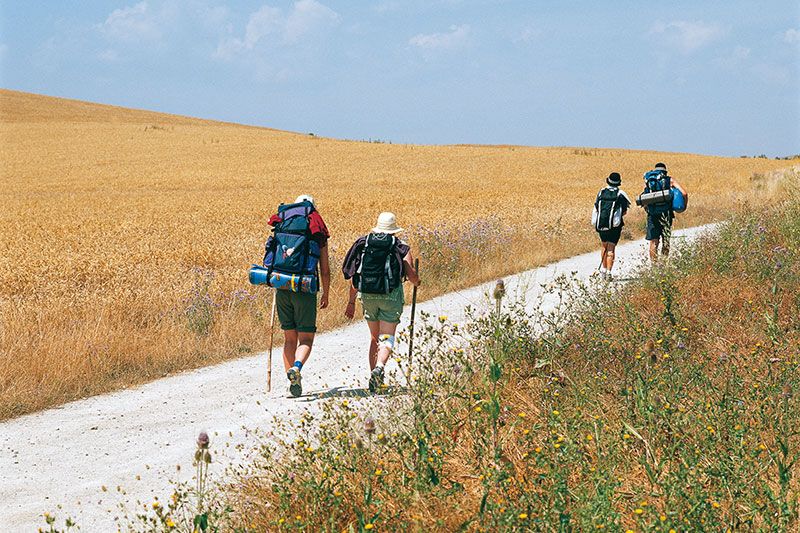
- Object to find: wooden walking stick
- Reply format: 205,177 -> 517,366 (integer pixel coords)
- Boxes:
406,259 -> 420,383
267,289 -> 277,392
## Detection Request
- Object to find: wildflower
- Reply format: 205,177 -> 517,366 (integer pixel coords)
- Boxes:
196,431 -> 210,449
552,410 -> 560,416
438,315 -> 447,323
586,434 -> 593,441
534,447 -> 542,453
519,513 -> 528,520
375,468 -> 383,476
623,433 -> 631,440
522,429 -> 530,436
634,508 -> 643,515
166,518 -> 175,528
660,515 -> 666,521
518,412 -> 527,418
711,501 -> 720,508
152,501 -> 161,509
365,524 -> 374,530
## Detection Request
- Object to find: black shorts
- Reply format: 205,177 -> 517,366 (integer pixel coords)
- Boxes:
598,227 -> 622,244
646,212 -> 673,241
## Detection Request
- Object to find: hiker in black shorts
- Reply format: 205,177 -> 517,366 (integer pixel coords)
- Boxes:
592,172 -> 631,280
643,163 -> 688,261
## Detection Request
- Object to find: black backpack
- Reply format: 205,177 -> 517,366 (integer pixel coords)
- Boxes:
594,187 -> 622,231
643,169 -> 672,215
263,200 -> 320,277
356,233 -> 402,294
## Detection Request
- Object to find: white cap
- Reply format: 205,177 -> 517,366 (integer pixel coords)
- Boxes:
295,194 -> 315,206
372,212 -> 403,234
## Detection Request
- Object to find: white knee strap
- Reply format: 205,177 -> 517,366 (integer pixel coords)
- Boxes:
378,334 -> 395,353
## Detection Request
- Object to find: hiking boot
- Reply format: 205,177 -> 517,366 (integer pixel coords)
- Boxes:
605,271 -> 613,282
287,367 -> 302,398
368,366 -> 385,393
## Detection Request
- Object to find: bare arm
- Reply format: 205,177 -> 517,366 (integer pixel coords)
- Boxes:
344,284 -> 358,319
319,244 -> 331,309
403,251 -> 421,287
672,178 -> 688,198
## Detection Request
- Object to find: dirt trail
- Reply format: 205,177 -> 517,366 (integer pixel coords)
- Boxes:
0,226 -> 712,530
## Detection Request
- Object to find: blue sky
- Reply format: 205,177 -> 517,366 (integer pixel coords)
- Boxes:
1,0 -> 798,156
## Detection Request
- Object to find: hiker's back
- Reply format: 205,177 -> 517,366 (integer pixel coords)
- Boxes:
263,200 -> 321,292
642,169 -> 672,215
357,233 -> 402,294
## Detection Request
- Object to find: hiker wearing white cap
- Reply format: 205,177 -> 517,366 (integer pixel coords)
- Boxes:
342,212 -> 421,392
265,194 -> 331,397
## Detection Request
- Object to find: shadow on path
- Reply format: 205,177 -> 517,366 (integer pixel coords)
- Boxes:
297,385 -> 409,401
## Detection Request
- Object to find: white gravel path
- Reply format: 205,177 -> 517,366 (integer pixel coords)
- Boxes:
0,225 -> 713,531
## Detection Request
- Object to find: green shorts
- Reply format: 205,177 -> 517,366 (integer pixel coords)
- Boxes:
275,290 -> 317,333
360,286 -> 404,323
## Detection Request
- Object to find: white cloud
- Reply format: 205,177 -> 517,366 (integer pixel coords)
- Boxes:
98,48 -> 120,62
215,0 -> 339,59
99,1 -> 161,42
784,28 -> 800,44
649,20 -> 725,53
285,0 -> 339,43
409,24 -> 470,50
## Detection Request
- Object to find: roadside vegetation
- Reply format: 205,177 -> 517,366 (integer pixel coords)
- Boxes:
0,89 -> 792,419
41,169 -> 798,531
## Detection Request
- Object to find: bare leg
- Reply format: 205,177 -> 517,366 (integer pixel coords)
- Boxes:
605,243 -> 616,271
649,239 -> 659,262
295,332 -> 315,366
282,329 -> 298,371
376,321 -> 400,367
367,320 -> 380,370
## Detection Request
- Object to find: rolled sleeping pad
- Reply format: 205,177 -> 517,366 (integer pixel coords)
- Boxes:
248,265 -> 318,293
636,189 -> 672,207
249,264 -> 270,285
671,187 -> 687,213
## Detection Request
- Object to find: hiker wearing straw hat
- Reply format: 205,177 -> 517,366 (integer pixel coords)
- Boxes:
592,172 -> 631,281
342,212 -> 421,392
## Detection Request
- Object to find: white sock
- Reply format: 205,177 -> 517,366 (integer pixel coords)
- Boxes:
375,362 -> 384,369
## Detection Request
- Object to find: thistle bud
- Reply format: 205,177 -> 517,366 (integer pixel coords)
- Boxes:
197,431 -> 210,449
493,279 -> 506,301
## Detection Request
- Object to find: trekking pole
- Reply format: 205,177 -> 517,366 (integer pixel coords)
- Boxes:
267,289 -> 277,392
406,259 -> 420,385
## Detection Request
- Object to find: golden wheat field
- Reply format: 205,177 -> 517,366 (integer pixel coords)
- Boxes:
0,89 -> 790,419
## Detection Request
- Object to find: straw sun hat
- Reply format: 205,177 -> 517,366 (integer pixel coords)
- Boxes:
372,212 -> 403,234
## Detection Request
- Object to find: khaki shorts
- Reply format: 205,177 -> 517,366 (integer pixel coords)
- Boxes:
360,286 -> 404,323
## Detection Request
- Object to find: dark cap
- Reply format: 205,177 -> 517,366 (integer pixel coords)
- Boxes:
655,162 -> 667,170
606,172 -> 621,186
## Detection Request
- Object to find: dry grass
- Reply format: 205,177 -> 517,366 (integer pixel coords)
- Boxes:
0,88 -> 790,420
